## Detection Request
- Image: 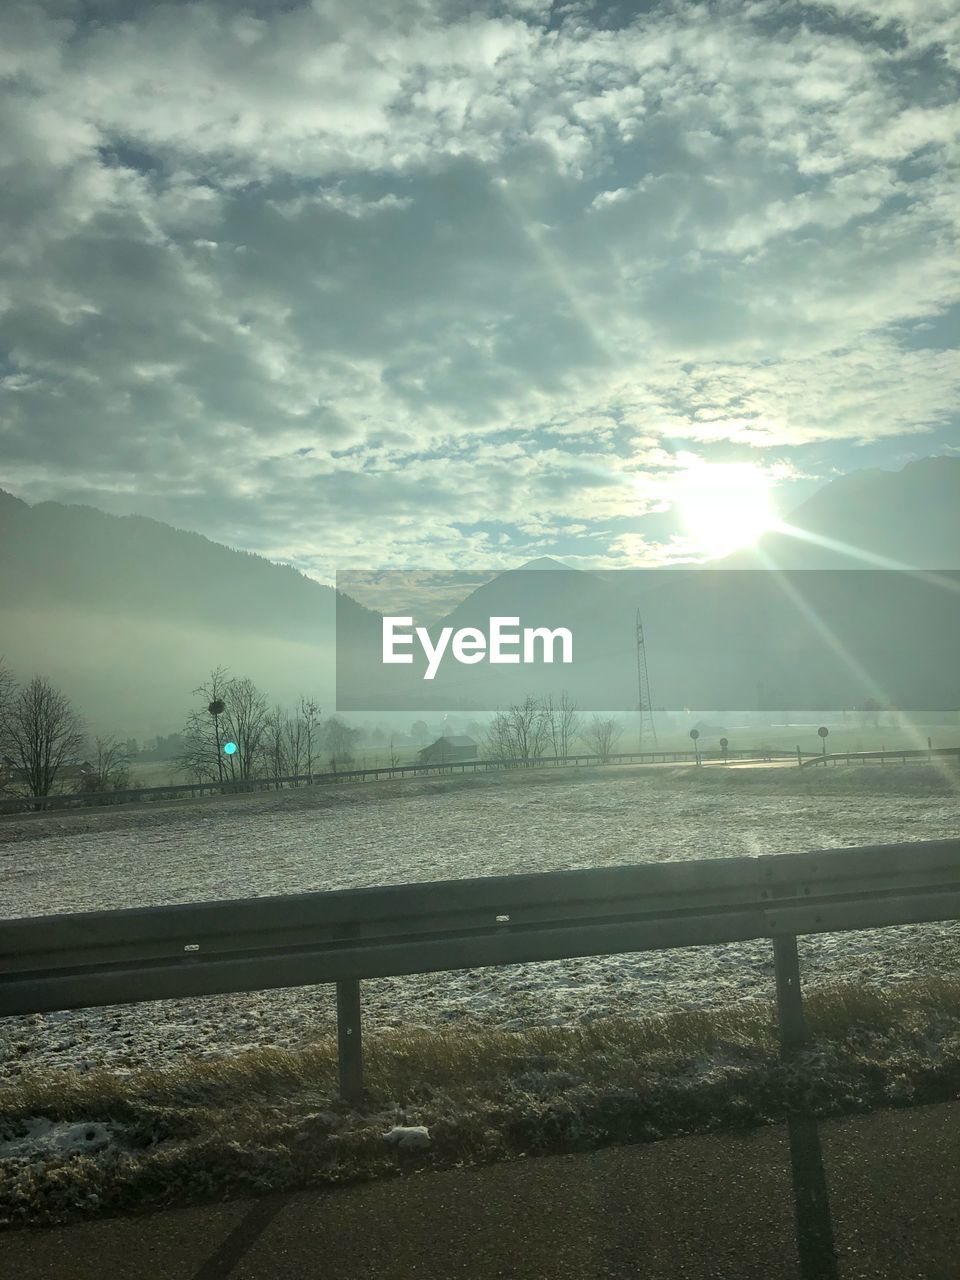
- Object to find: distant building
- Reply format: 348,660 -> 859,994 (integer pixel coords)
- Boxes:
1,757 -> 96,778
418,735 -> 478,764
0,757 -> 94,789
59,761 -> 95,779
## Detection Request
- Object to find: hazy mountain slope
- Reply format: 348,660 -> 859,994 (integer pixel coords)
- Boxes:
391,564 -> 960,715
0,491 -> 379,735
0,492 -> 364,639
370,458 -> 960,713
728,456 -> 960,568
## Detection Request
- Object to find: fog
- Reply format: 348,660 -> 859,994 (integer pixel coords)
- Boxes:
0,606 -> 334,742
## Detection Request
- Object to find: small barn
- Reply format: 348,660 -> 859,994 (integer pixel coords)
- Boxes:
418,735 -> 478,764
59,761 -> 96,780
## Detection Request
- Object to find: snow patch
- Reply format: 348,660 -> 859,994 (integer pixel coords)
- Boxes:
383,1125 -> 431,1149
0,1118 -> 117,1161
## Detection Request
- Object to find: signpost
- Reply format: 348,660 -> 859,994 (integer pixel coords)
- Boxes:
689,727 -> 701,766
818,725 -> 829,764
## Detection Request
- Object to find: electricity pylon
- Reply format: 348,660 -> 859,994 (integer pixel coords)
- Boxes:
636,610 -> 658,749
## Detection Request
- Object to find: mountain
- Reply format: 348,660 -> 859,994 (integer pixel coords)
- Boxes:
728,456 -> 960,569
388,561 -> 960,715
344,457 -> 960,713
2,456 -> 958,731
517,556 -> 574,571
0,493 -> 378,735
0,494 -> 357,638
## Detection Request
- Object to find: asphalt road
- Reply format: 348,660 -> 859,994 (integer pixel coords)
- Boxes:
2,1101 -> 958,1280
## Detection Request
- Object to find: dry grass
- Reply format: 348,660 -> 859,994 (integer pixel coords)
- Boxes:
4,978 -> 960,1229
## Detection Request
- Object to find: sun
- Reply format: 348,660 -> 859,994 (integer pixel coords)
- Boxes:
672,459 -> 778,558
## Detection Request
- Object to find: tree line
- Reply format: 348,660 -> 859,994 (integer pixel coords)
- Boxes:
0,659 -> 130,797
484,693 -> 624,763
0,655 -> 629,800
175,666 -> 360,784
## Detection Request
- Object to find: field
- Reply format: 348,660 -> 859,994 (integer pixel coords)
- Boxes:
2,759 -> 958,1080
120,719 -> 960,790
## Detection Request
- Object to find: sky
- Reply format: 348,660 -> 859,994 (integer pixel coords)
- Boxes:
1,0 -> 959,578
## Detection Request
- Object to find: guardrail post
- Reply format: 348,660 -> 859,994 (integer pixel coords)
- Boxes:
773,934 -> 806,1054
336,978 -> 364,1103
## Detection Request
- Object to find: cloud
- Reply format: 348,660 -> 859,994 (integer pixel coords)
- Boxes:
0,0 -> 958,571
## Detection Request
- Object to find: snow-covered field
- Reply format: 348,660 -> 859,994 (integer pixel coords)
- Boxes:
1,762 -> 958,1080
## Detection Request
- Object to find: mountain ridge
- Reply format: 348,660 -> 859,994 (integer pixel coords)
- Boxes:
1,455 -> 957,731
731,455 -> 960,569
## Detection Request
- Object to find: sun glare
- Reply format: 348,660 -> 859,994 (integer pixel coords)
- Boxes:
673,460 -> 778,558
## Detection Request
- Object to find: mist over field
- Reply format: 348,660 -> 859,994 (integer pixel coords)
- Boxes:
2,457 -> 959,740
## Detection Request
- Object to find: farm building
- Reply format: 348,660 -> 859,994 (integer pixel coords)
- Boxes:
0,758 -> 95,787
418,735 -> 478,764
60,761 -> 96,779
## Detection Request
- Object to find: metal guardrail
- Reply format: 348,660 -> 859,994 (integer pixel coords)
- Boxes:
0,746 -> 804,813
799,746 -> 960,769
2,838 -> 959,1102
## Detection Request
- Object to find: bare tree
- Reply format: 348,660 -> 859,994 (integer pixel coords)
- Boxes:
484,710 -> 513,761
220,676 -> 269,781
558,692 -> 582,758
284,708 -> 305,782
75,736 -> 131,793
263,703 -> 288,787
176,709 -> 220,784
515,695 -> 549,760
4,675 -> 85,797
542,691 -> 582,760
484,696 -> 549,762
324,715 -> 360,767
178,666 -> 233,782
299,696 -> 323,779
388,735 -> 400,768
587,714 -> 623,763
177,669 -> 269,784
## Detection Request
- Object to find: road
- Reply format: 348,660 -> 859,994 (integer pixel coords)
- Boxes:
3,1100 -> 959,1280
